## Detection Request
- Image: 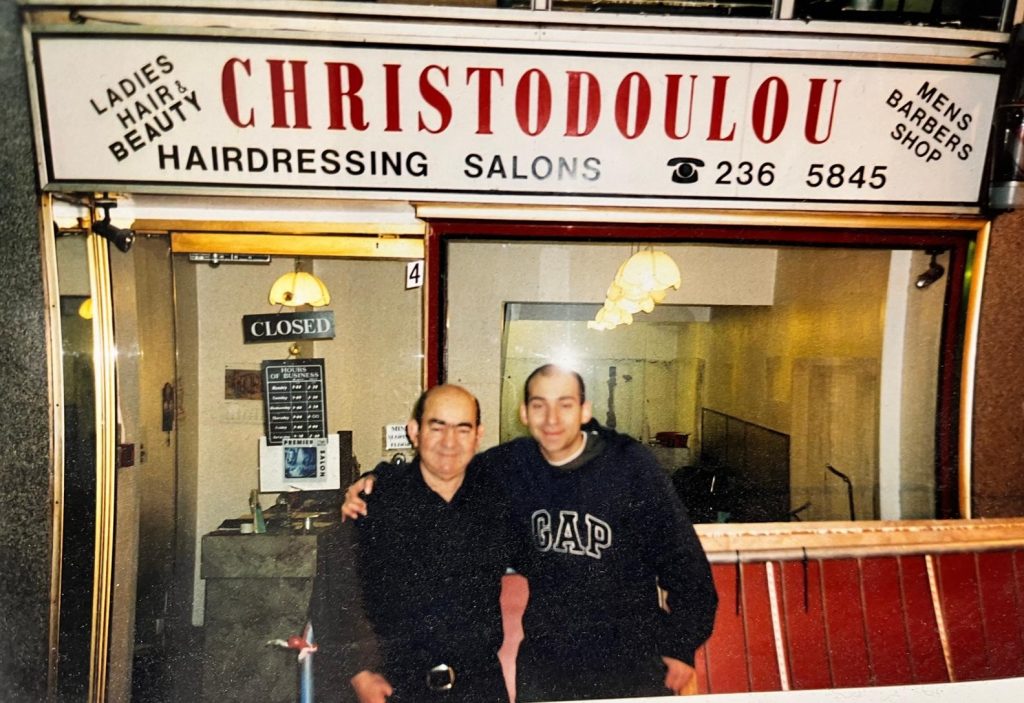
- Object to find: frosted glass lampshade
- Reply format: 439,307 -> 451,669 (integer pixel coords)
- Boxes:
268,271 -> 331,307
78,297 -> 93,320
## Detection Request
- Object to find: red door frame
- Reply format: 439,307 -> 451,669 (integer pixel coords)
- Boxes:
423,219 -> 975,519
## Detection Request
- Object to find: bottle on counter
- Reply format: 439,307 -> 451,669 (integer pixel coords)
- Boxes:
249,489 -> 267,534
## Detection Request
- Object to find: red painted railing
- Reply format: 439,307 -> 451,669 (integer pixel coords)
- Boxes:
499,550 -> 1024,699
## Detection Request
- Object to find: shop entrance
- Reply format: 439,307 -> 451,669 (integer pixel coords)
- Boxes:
50,207 -> 425,701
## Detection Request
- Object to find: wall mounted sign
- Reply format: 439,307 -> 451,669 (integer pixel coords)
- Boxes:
384,423 -> 413,451
261,358 -> 327,445
259,434 -> 341,492
243,311 -> 335,344
224,368 -> 262,400
405,260 -> 424,289
30,34 -> 999,208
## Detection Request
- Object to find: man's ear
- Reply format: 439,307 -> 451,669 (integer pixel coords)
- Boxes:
406,419 -> 420,448
581,400 -> 593,425
519,404 -> 529,426
473,423 -> 485,451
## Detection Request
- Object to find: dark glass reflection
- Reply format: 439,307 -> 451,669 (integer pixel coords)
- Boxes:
57,293 -> 96,701
793,0 -> 1005,31
551,0 -> 772,16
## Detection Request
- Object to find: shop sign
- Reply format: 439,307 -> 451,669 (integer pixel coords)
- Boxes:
243,311 -> 335,343
31,35 -> 999,207
384,424 -> 413,451
261,358 -> 327,445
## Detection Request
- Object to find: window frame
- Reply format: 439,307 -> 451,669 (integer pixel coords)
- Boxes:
423,213 -> 985,522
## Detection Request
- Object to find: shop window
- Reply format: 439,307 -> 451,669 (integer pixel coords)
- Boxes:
445,238 -> 959,523
792,0 -> 1007,31
372,0 -> 526,8
54,232 -> 97,699
548,0 -> 772,15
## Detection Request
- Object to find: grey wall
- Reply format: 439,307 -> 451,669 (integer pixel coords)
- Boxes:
0,0 -> 53,698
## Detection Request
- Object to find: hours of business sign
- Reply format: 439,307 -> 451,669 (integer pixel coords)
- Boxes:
261,358 -> 327,445
33,36 -> 999,206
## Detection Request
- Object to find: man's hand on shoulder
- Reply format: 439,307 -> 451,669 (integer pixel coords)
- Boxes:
662,656 -> 697,695
350,670 -> 393,702
340,475 -> 377,521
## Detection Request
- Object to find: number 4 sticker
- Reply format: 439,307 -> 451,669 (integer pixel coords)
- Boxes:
405,260 -> 424,289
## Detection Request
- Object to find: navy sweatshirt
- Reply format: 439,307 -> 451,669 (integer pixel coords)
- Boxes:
479,423 -> 718,699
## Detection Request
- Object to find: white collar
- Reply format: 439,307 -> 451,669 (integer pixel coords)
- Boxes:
548,431 -> 588,467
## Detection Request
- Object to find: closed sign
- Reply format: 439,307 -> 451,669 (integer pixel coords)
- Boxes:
243,311 -> 335,343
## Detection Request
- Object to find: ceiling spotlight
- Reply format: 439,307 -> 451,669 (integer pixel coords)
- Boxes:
915,250 -> 945,290
91,203 -> 135,253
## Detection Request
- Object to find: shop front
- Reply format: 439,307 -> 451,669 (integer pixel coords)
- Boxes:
10,1 -> 1024,701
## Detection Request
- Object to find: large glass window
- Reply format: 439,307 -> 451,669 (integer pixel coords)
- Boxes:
445,236 -> 964,523
366,0 -> 1012,30
549,0 -> 772,16
54,231 -> 97,699
792,1 -> 1007,31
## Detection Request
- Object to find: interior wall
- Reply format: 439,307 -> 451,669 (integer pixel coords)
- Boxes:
174,254 -> 421,623
105,234 -> 181,699
448,241 -> 777,449
171,259 -> 201,626
501,318 -> 705,443
704,248 -> 889,520
676,322 -> 710,456
705,248 -> 890,432
108,243 -> 142,702
311,258 -> 423,470
899,250 -> 945,518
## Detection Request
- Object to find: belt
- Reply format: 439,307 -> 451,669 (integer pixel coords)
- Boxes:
426,663 -> 456,691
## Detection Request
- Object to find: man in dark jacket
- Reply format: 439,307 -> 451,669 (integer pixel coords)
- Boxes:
346,384 -> 517,703
344,365 -> 717,701
490,364 -> 717,701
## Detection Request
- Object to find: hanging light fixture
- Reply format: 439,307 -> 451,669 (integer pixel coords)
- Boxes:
590,247 -> 681,331
269,270 -> 330,306
616,250 -> 682,293
78,298 -> 93,320
269,259 -> 331,307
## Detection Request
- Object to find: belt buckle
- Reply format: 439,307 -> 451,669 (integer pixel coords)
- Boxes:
426,663 -> 456,691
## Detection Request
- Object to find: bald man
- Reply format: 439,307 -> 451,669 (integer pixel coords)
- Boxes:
346,385 -> 518,703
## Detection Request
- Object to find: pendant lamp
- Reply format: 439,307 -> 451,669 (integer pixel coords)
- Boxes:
269,260 -> 331,307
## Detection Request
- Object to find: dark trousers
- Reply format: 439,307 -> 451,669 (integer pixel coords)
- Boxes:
386,658 -> 508,703
516,644 -> 669,702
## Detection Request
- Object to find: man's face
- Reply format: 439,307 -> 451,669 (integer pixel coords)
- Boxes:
520,370 -> 592,463
407,387 -> 483,486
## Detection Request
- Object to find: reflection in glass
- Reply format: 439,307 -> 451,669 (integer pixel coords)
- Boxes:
448,240 -> 949,524
373,0 -> 529,7
55,234 -> 96,699
551,0 -> 772,16
792,0 -> 1005,31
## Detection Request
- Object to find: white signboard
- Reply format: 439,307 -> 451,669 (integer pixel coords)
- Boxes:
384,424 -> 413,451
258,434 -> 341,492
405,260 -> 424,289
32,35 -> 999,207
